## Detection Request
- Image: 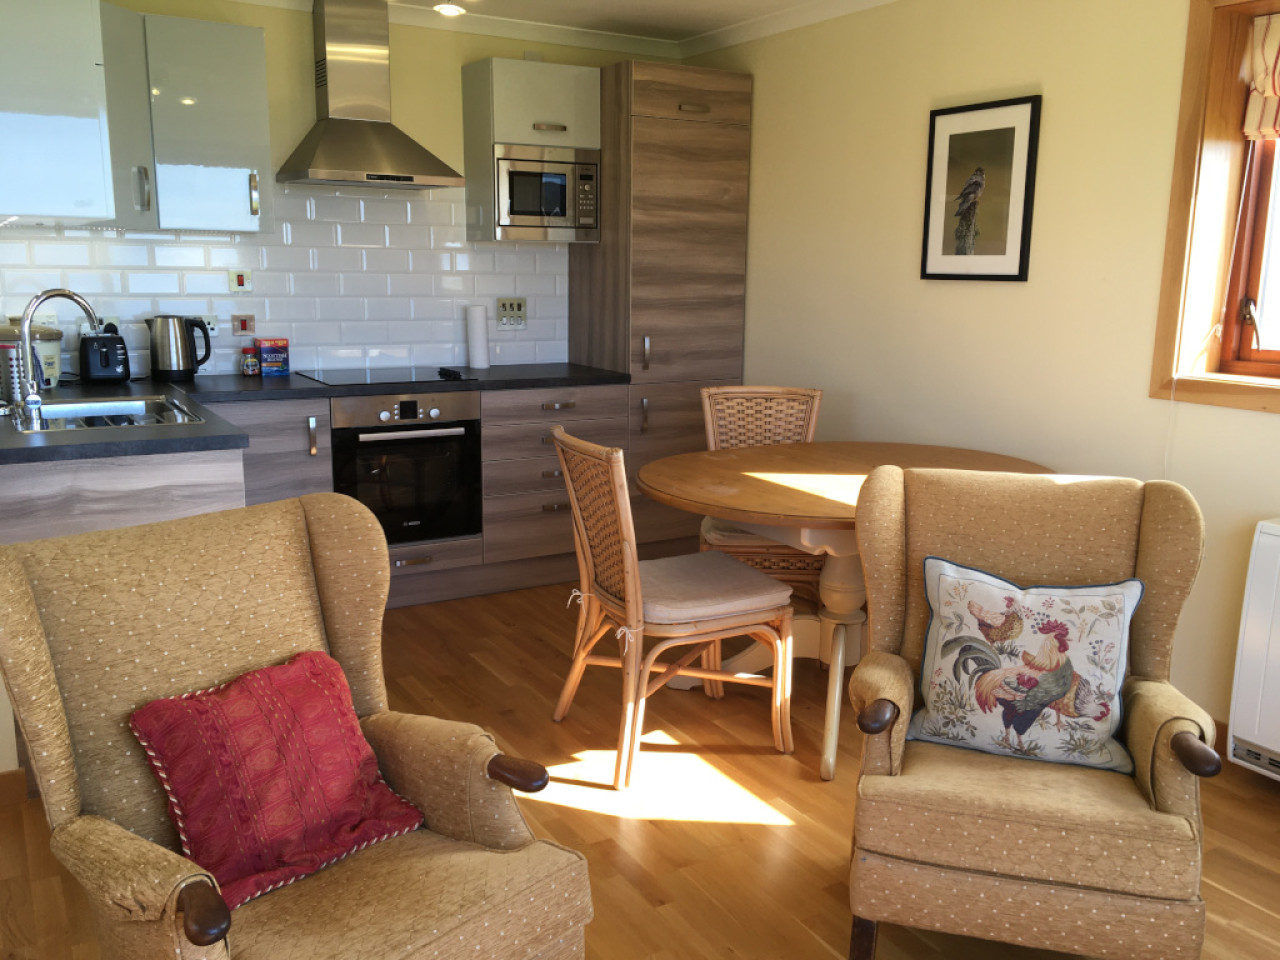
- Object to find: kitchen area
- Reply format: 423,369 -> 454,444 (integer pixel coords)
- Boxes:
0,0 -> 752,771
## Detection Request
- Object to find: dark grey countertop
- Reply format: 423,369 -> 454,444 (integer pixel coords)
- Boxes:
0,363 -> 629,465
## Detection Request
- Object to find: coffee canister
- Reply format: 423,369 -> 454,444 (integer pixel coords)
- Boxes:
0,320 -> 64,388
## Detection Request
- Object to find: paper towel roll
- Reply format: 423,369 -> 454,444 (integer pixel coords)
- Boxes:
465,304 -> 490,369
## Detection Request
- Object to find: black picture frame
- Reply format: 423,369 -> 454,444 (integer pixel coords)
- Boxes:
920,95 -> 1041,281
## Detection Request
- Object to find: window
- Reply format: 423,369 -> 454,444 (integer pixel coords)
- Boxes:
1152,0 -> 1280,412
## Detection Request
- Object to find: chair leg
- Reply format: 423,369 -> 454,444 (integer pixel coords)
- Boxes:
849,917 -> 878,960
614,629 -> 643,790
776,611 -> 794,753
553,603 -> 608,722
701,640 -> 725,699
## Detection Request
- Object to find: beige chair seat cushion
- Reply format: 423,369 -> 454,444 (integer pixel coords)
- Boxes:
231,829 -> 592,960
855,741 -> 1200,899
700,514 -> 784,547
639,550 -> 792,624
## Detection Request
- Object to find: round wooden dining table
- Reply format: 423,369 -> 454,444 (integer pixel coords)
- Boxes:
635,441 -> 1050,780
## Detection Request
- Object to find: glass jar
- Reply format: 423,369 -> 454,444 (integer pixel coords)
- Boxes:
240,346 -> 260,376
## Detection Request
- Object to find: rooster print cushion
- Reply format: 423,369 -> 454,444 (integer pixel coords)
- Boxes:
907,557 -> 1143,773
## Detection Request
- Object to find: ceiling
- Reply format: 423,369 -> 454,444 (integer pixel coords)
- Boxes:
388,0 -> 896,57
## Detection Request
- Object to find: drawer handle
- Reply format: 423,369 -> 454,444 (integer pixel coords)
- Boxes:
533,122 -> 568,132
394,555 -> 433,567
542,502 -> 571,513
678,103 -> 711,114
308,415 -> 317,456
642,335 -> 651,370
542,469 -> 563,479
641,396 -> 649,433
541,401 -> 576,411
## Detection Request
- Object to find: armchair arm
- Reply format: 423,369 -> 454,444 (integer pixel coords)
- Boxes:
847,651 -> 915,776
1123,678 -> 1219,817
361,710 -> 538,850
50,815 -> 228,958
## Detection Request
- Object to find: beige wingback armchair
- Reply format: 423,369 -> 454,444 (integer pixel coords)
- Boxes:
0,494 -> 592,960
846,467 -> 1220,960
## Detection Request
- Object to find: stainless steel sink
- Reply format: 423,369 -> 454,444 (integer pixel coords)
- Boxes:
10,395 -> 204,432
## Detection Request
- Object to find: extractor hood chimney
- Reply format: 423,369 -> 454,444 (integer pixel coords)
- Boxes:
277,0 -> 464,189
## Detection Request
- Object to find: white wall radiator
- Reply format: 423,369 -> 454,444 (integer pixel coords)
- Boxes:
1230,518 -> 1280,782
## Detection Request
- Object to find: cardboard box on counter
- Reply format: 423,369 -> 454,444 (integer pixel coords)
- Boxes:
254,338 -> 289,376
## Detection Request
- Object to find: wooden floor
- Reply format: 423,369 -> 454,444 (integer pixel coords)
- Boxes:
3,582 -> 1279,960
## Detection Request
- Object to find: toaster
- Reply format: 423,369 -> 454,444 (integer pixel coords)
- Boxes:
79,334 -> 131,382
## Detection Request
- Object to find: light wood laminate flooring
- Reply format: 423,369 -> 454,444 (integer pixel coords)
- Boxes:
2,583 -> 1278,960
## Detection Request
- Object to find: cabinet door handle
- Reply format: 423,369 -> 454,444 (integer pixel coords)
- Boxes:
533,122 -> 568,132
541,401 -> 576,411
641,396 -> 650,433
248,172 -> 260,216
541,468 -> 563,479
394,555 -> 432,567
135,166 -> 152,212
679,103 -> 711,114
642,335 -> 651,370
542,502 -> 571,512
308,416 -> 318,456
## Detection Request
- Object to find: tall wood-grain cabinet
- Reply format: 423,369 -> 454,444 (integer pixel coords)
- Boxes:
569,61 -> 752,542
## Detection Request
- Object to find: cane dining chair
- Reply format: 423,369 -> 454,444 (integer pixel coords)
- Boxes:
550,425 -> 796,789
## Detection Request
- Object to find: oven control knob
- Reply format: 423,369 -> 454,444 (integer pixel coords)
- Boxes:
429,407 -> 441,419
379,410 -> 391,422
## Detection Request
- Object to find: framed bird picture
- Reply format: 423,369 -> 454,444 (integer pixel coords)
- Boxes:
921,95 -> 1041,281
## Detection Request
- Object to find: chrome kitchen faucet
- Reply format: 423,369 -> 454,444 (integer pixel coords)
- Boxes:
17,289 -> 101,430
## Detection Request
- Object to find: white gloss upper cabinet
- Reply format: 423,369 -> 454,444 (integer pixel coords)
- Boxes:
468,59 -> 600,149
99,7 -> 270,232
0,0 -> 114,222
145,14 -> 270,231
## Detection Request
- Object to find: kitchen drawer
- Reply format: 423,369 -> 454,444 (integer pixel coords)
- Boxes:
388,536 -> 483,576
483,416 -> 627,462
483,455 -> 567,498
628,380 -> 729,468
481,384 -> 628,426
629,62 -> 752,125
483,489 -> 577,564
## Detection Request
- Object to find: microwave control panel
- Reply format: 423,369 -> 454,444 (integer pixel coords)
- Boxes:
576,167 -> 596,227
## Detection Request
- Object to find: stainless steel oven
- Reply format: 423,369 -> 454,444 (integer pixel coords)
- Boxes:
330,392 -> 481,545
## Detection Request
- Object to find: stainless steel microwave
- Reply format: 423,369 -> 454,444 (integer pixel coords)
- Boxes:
472,144 -> 599,243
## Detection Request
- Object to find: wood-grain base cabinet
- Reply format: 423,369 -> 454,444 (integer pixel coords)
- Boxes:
209,398 -> 331,506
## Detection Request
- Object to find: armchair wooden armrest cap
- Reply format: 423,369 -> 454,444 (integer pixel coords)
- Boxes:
857,699 -> 899,735
1170,730 -> 1222,778
487,754 -> 550,792
177,880 -> 231,946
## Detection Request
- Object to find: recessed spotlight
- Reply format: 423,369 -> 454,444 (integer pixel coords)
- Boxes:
180,97 -> 197,106
433,3 -> 466,15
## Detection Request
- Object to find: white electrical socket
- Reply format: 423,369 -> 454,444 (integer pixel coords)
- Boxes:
497,297 -> 527,329
201,315 -> 219,337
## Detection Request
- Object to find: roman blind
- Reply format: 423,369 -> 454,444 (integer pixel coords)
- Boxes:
1246,14 -> 1280,139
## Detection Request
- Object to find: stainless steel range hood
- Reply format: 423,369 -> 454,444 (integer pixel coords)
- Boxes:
277,0 -> 464,189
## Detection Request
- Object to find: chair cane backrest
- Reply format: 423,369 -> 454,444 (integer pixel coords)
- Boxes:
551,426 -> 643,630
855,467 -> 1205,683
0,494 -> 391,846
702,385 -> 822,450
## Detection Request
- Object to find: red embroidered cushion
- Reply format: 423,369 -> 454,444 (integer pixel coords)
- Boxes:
130,650 -> 422,909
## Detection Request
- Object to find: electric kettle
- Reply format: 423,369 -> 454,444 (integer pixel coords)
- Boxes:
147,315 -> 211,381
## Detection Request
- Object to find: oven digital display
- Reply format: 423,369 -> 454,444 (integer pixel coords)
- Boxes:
399,399 -> 418,420
509,171 -> 568,217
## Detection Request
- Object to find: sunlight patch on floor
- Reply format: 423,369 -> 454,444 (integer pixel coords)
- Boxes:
525,730 -> 794,825
745,471 -> 864,506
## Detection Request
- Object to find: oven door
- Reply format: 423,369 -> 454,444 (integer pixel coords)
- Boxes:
331,420 -> 482,545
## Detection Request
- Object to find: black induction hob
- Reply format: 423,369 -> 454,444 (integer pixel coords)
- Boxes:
296,366 -> 476,387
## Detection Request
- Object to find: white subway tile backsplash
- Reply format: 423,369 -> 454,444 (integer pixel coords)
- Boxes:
340,273 -> 388,297
154,246 -> 207,268
337,223 -> 387,248
0,183 -> 566,370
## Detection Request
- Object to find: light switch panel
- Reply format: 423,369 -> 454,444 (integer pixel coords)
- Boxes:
497,297 -> 527,329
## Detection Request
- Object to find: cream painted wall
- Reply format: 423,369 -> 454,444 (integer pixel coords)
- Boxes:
690,0 -> 1274,722
109,0 -> 634,172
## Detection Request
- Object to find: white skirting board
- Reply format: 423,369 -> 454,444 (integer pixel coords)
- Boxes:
1230,517 -> 1280,782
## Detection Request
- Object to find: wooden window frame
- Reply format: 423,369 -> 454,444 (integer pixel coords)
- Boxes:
1152,0 -> 1280,413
